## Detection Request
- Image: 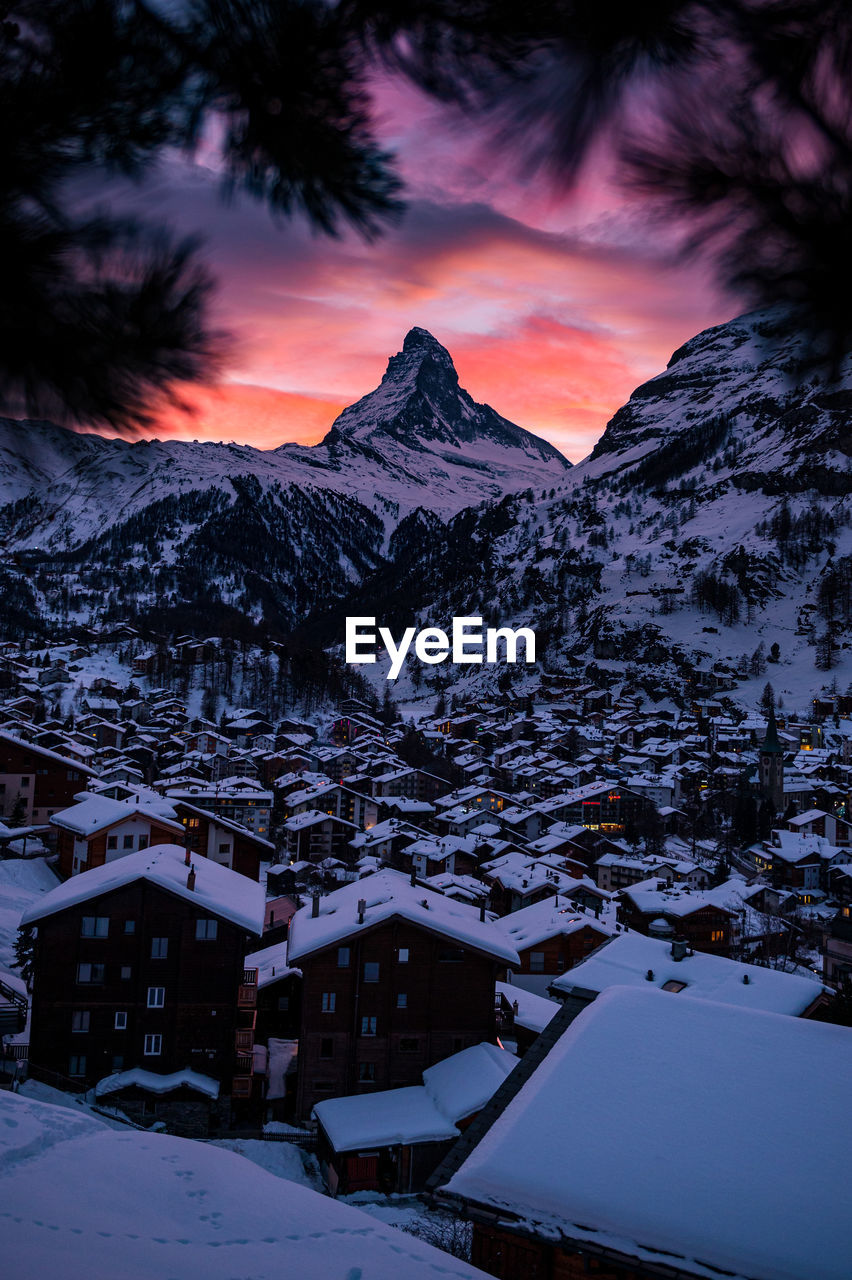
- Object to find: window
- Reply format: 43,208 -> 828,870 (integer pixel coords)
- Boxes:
71,1010 -> 90,1033
396,993 -> 408,1009
68,1055 -> 86,1076
217,842 -> 230,855
320,1038 -> 334,1059
143,1034 -> 162,1056
81,916 -> 109,938
120,965 -> 132,981
438,947 -> 465,963
20,776 -> 30,787
195,918 -> 218,940
710,930 -> 724,943
360,1016 -> 377,1036
122,834 -> 134,850
277,996 -> 290,1012
337,946 -> 350,968
111,1055 -> 124,1072
399,1037 -> 420,1052
321,992 -> 336,1013
76,963 -> 104,984
106,836 -> 118,850
150,937 -> 168,959
123,920 -> 135,934
147,986 -> 165,1008
363,961 -> 379,983
529,951 -> 545,973
114,1011 -> 128,1029
398,948 -> 409,963
661,980 -> 687,993
137,835 -> 149,851
358,1062 -> 376,1082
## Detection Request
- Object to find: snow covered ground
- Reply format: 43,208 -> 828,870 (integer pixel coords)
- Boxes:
0,1089 -> 488,1280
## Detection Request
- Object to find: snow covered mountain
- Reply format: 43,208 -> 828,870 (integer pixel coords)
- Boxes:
0,329 -> 568,634
0,328 -> 569,552
317,309 -> 852,711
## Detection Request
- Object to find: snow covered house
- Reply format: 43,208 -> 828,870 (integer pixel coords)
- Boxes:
314,1042 -> 517,1196
492,898 -> 615,995
287,870 -> 519,1120
22,844 -> 265,1132
51,793 -> 186,877
434,987 -> 852,1280
616,878 -> 740,955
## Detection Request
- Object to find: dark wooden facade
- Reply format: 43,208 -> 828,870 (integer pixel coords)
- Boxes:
28,880 -> 259,1110
295,918 -> 501,1119
0,734 -> 92,825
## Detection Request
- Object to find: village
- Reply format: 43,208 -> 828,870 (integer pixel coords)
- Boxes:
1,624 -> 850,1280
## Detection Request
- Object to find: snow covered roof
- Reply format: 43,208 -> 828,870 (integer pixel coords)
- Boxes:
287,869 -> 520,965
0,728 -> 96,774
496,981 -> 560,1034
21,843 -> 265,935
423,1042 -> 516,1125
493,898 -> 614,952
442,987 -> 852,1280
95,1068 -> 219,1099
1,1091 -> 488,1280
50,793 -> 183,837
552,933 -> 826,1016
315,1042 -> 516,1151
244,940 -> 301,988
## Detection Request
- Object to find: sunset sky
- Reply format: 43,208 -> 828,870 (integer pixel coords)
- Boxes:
124,76 -> 734,461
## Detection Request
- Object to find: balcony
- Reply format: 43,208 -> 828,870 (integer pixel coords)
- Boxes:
237,984 -> 257,1009
231,1075 -> 252,1098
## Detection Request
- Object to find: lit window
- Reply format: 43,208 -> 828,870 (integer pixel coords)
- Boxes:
147,986 -> 165,1008
710,930 -> 724,943
143,1034 -> 162,1056
195,919 -> 218,940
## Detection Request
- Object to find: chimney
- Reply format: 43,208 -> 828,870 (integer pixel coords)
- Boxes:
670,937 -> 689,962
184,847 -> 191,867
187,866 -> 196,891
410,866 -> 417,886
357,897 -> 366,924
479,903 -> 487,922
311,893 -> 320,919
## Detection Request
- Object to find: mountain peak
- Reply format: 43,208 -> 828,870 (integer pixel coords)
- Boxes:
322,330 -> 568,471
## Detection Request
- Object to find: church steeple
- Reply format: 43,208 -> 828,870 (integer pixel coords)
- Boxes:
759,705 -> 784,810
761,704 -> 783,754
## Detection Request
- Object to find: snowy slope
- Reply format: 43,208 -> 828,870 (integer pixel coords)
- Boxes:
323,308 -> 852,711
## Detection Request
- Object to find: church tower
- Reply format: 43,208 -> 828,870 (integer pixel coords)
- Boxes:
759,705 -> 785,811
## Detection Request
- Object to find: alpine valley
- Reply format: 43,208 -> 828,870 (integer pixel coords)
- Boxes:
2,311 -> 851,713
